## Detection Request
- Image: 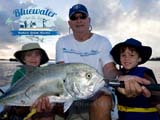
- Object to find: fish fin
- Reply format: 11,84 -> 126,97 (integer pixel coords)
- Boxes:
64,101 -> 73,112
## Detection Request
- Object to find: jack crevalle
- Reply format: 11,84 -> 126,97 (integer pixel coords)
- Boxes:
0,63 -> 110,111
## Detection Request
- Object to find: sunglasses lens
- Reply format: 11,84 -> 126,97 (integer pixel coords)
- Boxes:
81,14 -> 87,19
70,16 -> 77,20
70,14 -> 87,21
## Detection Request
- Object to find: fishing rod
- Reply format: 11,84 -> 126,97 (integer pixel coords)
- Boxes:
104,79 -> 160,91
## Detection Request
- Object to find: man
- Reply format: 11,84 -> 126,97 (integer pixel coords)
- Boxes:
33,4 -> 151,120
55,4 -> 151,120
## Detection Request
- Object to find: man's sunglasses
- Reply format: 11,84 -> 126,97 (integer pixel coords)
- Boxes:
70,14 -> 87,21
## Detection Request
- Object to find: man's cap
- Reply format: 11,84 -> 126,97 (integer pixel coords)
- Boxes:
69,4 -> 88,18
110,38 -> 152,65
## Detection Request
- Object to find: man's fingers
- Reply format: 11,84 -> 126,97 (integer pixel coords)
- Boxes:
134,76 -> 151,85
118,75 -> 151,97
142,86 -> 151,97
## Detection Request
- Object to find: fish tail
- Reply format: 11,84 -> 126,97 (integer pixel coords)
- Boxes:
23,108 -> 37,120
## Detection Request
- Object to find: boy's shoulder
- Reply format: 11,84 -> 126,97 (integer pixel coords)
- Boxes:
14,67 -> 26,76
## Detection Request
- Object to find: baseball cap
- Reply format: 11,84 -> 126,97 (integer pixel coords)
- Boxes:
69,4 -> 88,18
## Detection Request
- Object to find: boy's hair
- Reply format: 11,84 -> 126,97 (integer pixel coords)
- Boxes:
120,45 -> 140,56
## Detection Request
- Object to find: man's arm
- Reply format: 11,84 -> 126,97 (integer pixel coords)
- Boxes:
103,62 -> 151,98
103,62 -> 119,80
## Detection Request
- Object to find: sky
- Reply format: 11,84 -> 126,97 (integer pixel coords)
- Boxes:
0,0 -> 160,59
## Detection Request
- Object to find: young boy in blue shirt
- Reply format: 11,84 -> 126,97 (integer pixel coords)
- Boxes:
111,38 -> 159,120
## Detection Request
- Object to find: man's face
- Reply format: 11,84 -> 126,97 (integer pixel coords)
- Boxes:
68,12 -> 90,33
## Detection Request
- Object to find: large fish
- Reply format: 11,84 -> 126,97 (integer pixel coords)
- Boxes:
0,63 -> 110,111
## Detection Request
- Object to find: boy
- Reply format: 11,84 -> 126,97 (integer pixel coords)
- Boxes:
110,38 -> 159,120
3,43 -> 54,120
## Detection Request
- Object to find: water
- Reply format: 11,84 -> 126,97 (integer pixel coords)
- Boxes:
0,61 -> 21,91
0,61 -> 21,112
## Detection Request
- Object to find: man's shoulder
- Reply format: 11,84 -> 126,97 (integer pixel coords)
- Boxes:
59,34 -> 73,40
93,33 -> 110,41
92,34 -> 111,46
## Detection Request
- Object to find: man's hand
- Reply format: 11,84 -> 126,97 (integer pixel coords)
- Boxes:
117,75 -> 151,98
32,97 -> 54,112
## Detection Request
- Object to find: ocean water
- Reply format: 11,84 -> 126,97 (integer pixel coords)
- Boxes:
0,61 -> 20,91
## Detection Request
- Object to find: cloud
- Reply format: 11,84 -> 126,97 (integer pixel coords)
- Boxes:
76,0 -> 160,57
0,0 -> 34,55
0,0 -> 61,59
132,0 -> 160,20
54,17 -> 68,34
0,0 -> 160,59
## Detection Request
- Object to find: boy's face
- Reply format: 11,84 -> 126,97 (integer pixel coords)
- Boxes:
23,50 -> 41,66
120,47 -> 141,70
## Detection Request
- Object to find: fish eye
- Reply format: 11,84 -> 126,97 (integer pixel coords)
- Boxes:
85,72 -> 92,79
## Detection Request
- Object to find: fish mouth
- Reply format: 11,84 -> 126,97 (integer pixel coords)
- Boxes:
93,79 -> 105,93
73,79 -> 105,99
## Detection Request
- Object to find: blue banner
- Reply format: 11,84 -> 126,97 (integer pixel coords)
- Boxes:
11,30 -> 60,36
